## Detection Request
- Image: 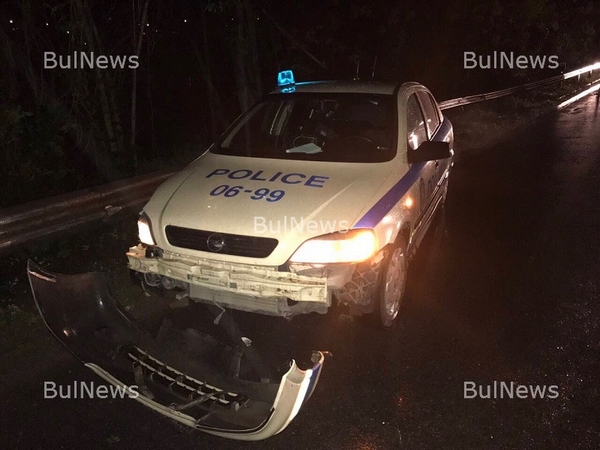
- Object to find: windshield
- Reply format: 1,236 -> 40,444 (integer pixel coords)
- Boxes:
213,93 -> 397,163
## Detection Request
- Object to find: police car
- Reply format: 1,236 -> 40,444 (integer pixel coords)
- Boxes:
27,71 -> 453,440
128,71 -> 454,328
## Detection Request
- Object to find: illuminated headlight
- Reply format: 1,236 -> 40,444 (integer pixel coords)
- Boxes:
289,229 -> 377,264
137,213 -> 156,246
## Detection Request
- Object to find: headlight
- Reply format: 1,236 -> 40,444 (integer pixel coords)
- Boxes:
137,213 -> 156,246
289,229 -> 377,264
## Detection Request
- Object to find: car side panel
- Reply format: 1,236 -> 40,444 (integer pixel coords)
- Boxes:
353,85 -> 453,257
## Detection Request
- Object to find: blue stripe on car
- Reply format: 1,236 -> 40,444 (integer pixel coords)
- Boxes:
353,117 -> 452,229
354,161 -> 425,228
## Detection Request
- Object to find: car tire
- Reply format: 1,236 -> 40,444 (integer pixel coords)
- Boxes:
369,235 -> 408,328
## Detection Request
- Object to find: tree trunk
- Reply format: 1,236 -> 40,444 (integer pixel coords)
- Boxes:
260,7 -> 327,70
232,0 -> 264,114
130,0 -> 150,170
0,25 -> 19,101
198,7 -> 227,137
233,0 -> 252,112
191,41 -> 226,138
243,0 -> 262,98
74,0 -> 121,157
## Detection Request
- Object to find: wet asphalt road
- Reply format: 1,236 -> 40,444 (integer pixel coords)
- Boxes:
2,94 -> 600,449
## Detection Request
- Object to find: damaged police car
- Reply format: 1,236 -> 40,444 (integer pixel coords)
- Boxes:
129,70 -> 453,327
28,71 -> 453,440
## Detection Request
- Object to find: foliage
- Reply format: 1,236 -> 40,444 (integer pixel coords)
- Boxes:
0,103 -> 77,206
0,0 -> 599,207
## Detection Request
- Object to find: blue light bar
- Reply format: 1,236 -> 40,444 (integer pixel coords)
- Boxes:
277,70 -> 295,87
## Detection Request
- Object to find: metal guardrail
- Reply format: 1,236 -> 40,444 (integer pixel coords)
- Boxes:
439,62 -> 600,110
0,168 -> 176,253
0,61 -> 599,253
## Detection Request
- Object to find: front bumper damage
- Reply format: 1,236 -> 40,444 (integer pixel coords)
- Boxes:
127,244 -> 329,302
27,261 -> 324,441
126,244 -> 386,318
126,244 -> 336,317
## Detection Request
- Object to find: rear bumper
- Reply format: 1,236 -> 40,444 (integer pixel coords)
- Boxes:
27,261 -> 324,441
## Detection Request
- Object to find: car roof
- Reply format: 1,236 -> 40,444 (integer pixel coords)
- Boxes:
269,80 -> 401,95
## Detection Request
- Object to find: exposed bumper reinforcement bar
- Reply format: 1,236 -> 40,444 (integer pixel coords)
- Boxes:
126,244 -> 328,303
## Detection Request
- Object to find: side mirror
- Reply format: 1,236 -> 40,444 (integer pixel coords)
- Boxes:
407,141 -> 451,163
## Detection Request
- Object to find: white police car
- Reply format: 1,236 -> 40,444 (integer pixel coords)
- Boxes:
129,71 -> 454,327
27,71 -> 453,440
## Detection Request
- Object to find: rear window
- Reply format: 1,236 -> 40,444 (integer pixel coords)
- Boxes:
213,93 -> 397,163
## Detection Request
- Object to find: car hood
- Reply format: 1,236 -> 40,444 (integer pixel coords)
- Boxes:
144,151 -> 392,265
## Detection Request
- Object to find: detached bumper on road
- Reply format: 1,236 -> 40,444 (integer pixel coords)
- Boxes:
27,261 -> 324,441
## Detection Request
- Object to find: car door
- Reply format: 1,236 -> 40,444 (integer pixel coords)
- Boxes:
405,92 -> 436,242
416,90 -> 449,212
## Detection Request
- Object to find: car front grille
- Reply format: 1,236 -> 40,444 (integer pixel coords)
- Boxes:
165,226 -> 278,258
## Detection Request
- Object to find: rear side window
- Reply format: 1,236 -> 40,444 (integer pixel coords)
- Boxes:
417,91 -> 441,138
406,94 -> 427,151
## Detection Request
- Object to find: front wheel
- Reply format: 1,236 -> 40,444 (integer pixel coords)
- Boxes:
371,236 -> 408,328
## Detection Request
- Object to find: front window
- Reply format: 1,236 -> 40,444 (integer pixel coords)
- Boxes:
213,93 -> 397,163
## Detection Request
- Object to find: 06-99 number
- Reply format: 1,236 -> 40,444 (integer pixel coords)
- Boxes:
209,185 -> 285,202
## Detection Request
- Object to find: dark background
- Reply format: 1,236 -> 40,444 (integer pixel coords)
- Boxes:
1,0 -> 599,207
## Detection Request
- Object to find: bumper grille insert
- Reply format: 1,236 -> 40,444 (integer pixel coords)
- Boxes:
126,346 -> 244,409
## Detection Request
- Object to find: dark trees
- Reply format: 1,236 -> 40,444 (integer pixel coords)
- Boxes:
0,0 -> 598,207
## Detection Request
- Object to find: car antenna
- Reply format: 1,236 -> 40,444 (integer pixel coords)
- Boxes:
371,56 -> 378,80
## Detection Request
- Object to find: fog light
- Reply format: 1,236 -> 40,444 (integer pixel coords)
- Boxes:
143,272 -> 161,287
161,276 -> 177,290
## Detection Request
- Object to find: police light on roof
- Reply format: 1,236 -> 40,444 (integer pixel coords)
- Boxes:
277,70 -> 295,87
